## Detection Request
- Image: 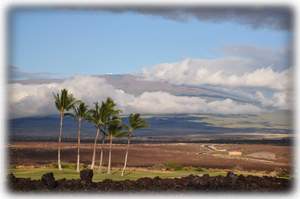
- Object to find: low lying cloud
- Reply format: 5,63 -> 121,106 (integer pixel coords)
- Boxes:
127,91 -> 261,115
9,75 -> 264,118
142,58 -> 290,90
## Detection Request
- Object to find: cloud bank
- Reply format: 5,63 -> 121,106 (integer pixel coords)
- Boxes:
142,58 -> 290,90
10,75 -> 265,118
127,91 -> 261,115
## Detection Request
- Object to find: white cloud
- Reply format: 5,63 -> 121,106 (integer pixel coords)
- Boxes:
127,91 -> 261,114
9,75 -> 263,118
9,76 -> 134,118
142,58 -> 290,90
255,90 -> 291,110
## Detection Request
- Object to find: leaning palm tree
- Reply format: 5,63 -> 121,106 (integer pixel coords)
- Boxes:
106,116 -> 125,174
66,101 -> 89,172
98,98 -> 121,172
87,102 -> 106,170
53,89 -> 77,170
121,113 -> 148,176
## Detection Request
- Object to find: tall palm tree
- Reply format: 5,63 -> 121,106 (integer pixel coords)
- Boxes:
121,113 -> 147,176
88,98 -> 120,171
53,89 -> 77,170
87,102 -> 106,170
66,102 -> 89,172
98,98 -> 121,172
106,116 -> 125,174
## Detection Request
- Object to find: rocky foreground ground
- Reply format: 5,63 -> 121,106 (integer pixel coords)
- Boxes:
8,169 -> 291,192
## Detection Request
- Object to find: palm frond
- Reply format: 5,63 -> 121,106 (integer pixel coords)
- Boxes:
114,131 -> 128,137
72,101 -> 89,119
129,113 -> 148,130
53,88 -> 78,113
107,116 -> 124,137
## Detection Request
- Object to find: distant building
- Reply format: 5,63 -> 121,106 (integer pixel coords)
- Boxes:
228,151 -> 242,156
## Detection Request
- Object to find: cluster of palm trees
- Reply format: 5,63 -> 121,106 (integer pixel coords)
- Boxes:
54,89 -> 147,176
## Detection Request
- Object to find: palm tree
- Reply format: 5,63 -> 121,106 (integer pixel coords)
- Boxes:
66,101 -> 89,172
53,89 -> 77,170
106,116 -> 125,174
121,113 -> 148,176
98,98 -> 121,172
87,102 -> 106,170
87,98 -> 120,171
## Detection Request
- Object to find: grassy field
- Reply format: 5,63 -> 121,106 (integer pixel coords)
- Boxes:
9,163 -> 287,182
199,111 -> 292,130
10,168 -> 211,182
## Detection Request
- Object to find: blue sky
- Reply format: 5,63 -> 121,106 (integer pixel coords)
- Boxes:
9,8 -> 291,77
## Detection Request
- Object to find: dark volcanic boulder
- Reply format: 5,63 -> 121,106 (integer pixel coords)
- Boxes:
8,173 -> 17,184
80,169 -> 93,183
41,172 -> 56,189
226,171 -> 238,186
226,171 -> 236,178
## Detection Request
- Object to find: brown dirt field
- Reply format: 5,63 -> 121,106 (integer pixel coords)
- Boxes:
8,142 -> 292,172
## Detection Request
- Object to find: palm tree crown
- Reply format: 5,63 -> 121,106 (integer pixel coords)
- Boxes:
54,89 -> 77,112
103,97 -> 121,122
87,102 -> 106,128
128,113 -> 148,132
88,98 -> 121,130
108,116 -> 126,137
68,101 -> 89,120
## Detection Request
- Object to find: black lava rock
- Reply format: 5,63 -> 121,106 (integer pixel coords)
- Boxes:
8,173 -> 17,184
41,172 -> 56,189
226,171 -> 236,178
8,170 -> 291,192
80,169 -> 93,183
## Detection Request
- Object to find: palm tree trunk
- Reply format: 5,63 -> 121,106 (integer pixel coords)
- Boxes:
98,135 -> 105,172
107,133 -> 113,174
58,111 -> 64,170
76,118 -> 82,172
91,128 -> 100,169
121,134 -> 131,176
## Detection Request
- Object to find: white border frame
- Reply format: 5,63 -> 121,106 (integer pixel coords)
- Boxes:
0,0 -> 298,199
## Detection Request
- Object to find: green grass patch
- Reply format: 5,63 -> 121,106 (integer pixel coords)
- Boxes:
9,166 -> 217,182
163,162 -> 184,171
9,165 -> 287,181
